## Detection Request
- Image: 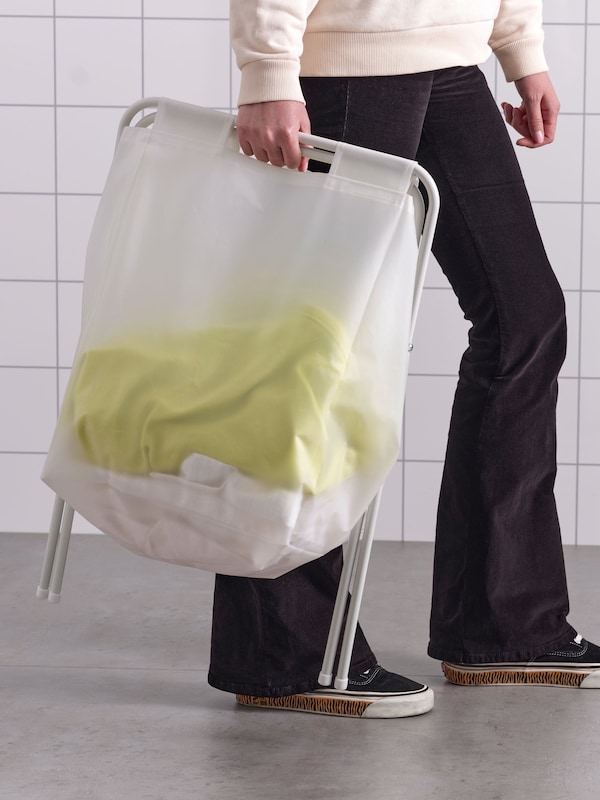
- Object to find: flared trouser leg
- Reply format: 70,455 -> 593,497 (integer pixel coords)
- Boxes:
414,70 -> 575,662
208,547 -> 376,697
208,67 -> 575,694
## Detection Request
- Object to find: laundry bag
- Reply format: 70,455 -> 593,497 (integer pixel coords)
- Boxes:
42,98 -> 422,578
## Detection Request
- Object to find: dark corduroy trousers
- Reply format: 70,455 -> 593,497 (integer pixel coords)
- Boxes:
208,66 -> 575,697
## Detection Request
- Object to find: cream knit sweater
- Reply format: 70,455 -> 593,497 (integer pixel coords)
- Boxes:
231,0 -> 548,106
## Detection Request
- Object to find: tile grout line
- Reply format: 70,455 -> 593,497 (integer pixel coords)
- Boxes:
0,15 -> 233,21
141,0 -> 145,99
52,0 -> 60,420
0,104 -> 239,110
0,663 -> 208,673
574,3 -> 589,545
1,14 -> 597,24
228,6 -> 233,113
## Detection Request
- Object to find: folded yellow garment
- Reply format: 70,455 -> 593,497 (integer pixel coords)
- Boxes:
71,305 -> 378,494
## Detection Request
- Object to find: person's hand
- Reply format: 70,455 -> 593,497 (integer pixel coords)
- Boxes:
236,100 -> 311,172
501,72 -> 560,148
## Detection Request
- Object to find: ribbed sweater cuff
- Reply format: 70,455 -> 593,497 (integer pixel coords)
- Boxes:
493,37 -> 548,82
238,59 -> 305,106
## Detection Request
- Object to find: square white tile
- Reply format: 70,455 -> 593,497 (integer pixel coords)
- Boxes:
143,19 -> 231,108
55,0 -> 141,16
0,368 -> 57,452
542,25 -> 585,114
588,4 -> 600,24
144,0 -> 227,17
561,291 -> 580,379
578,379 -> 600,464
408,288 -> 470,376
580,293 -> 600,377
577,466 -> 600,545
56,107 -> 123,194
0,454 -> 55,534
403,461 -> 444,542
0,282 -> 56,367
404,375 -> 455,462
0,0 -> 52,13
542,1 -> 586,23
586,26 -> 600,113
0,107 -> 55,193
58,282 -> 83,368
584,116 -> 600,203
512,115 -> 583,203
557,377 -> 579,465
582,204 -> 600,290
0,18 -> 54,104
374,462 -> 403,541
57,195 -> 99,281
0,195 -> 55,281
532,202 -> 581,291
56,18 -> 142,106
554,464 -> 576,545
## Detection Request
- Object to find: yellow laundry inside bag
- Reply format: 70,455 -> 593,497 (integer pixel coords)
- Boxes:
71,305 -> 380,494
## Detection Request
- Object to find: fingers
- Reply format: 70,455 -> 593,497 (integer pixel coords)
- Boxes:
236,100 -> 311,171
502,100 -> 552,148
508,72 -> 561,149
501,102 -> 538,148
238,130 -> 295,168
239,131 -> 296,168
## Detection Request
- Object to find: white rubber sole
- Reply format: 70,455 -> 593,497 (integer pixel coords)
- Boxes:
580,671 -> 600,689
236,686 -> 434,718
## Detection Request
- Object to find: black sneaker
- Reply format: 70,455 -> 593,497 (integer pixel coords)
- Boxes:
236,666 -> 434,718
442,634 -> 600,688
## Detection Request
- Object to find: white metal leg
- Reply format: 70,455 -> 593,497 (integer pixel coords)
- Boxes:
317,514 -> 365,687
36,495 -> 74,603
317,489 -> 382,690
315,166 -> 437,691
36,495 -> 64,599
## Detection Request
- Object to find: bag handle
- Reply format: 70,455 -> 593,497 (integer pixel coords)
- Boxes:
116,97 -> 439,347
117,97 -> 238,155
118,98 -> 414,183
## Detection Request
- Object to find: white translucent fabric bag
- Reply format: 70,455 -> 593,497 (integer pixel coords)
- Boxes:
42,98 -> 428,578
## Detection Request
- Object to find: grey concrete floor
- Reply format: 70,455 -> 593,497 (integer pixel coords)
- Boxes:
2,533 -> 600,800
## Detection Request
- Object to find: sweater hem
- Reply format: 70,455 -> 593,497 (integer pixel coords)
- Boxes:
300,24 -> 494,78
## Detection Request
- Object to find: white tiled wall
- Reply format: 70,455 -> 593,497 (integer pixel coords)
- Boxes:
1,2 -> 598,545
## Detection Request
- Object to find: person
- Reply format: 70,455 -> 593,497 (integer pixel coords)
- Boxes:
207,0 -> 600,718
